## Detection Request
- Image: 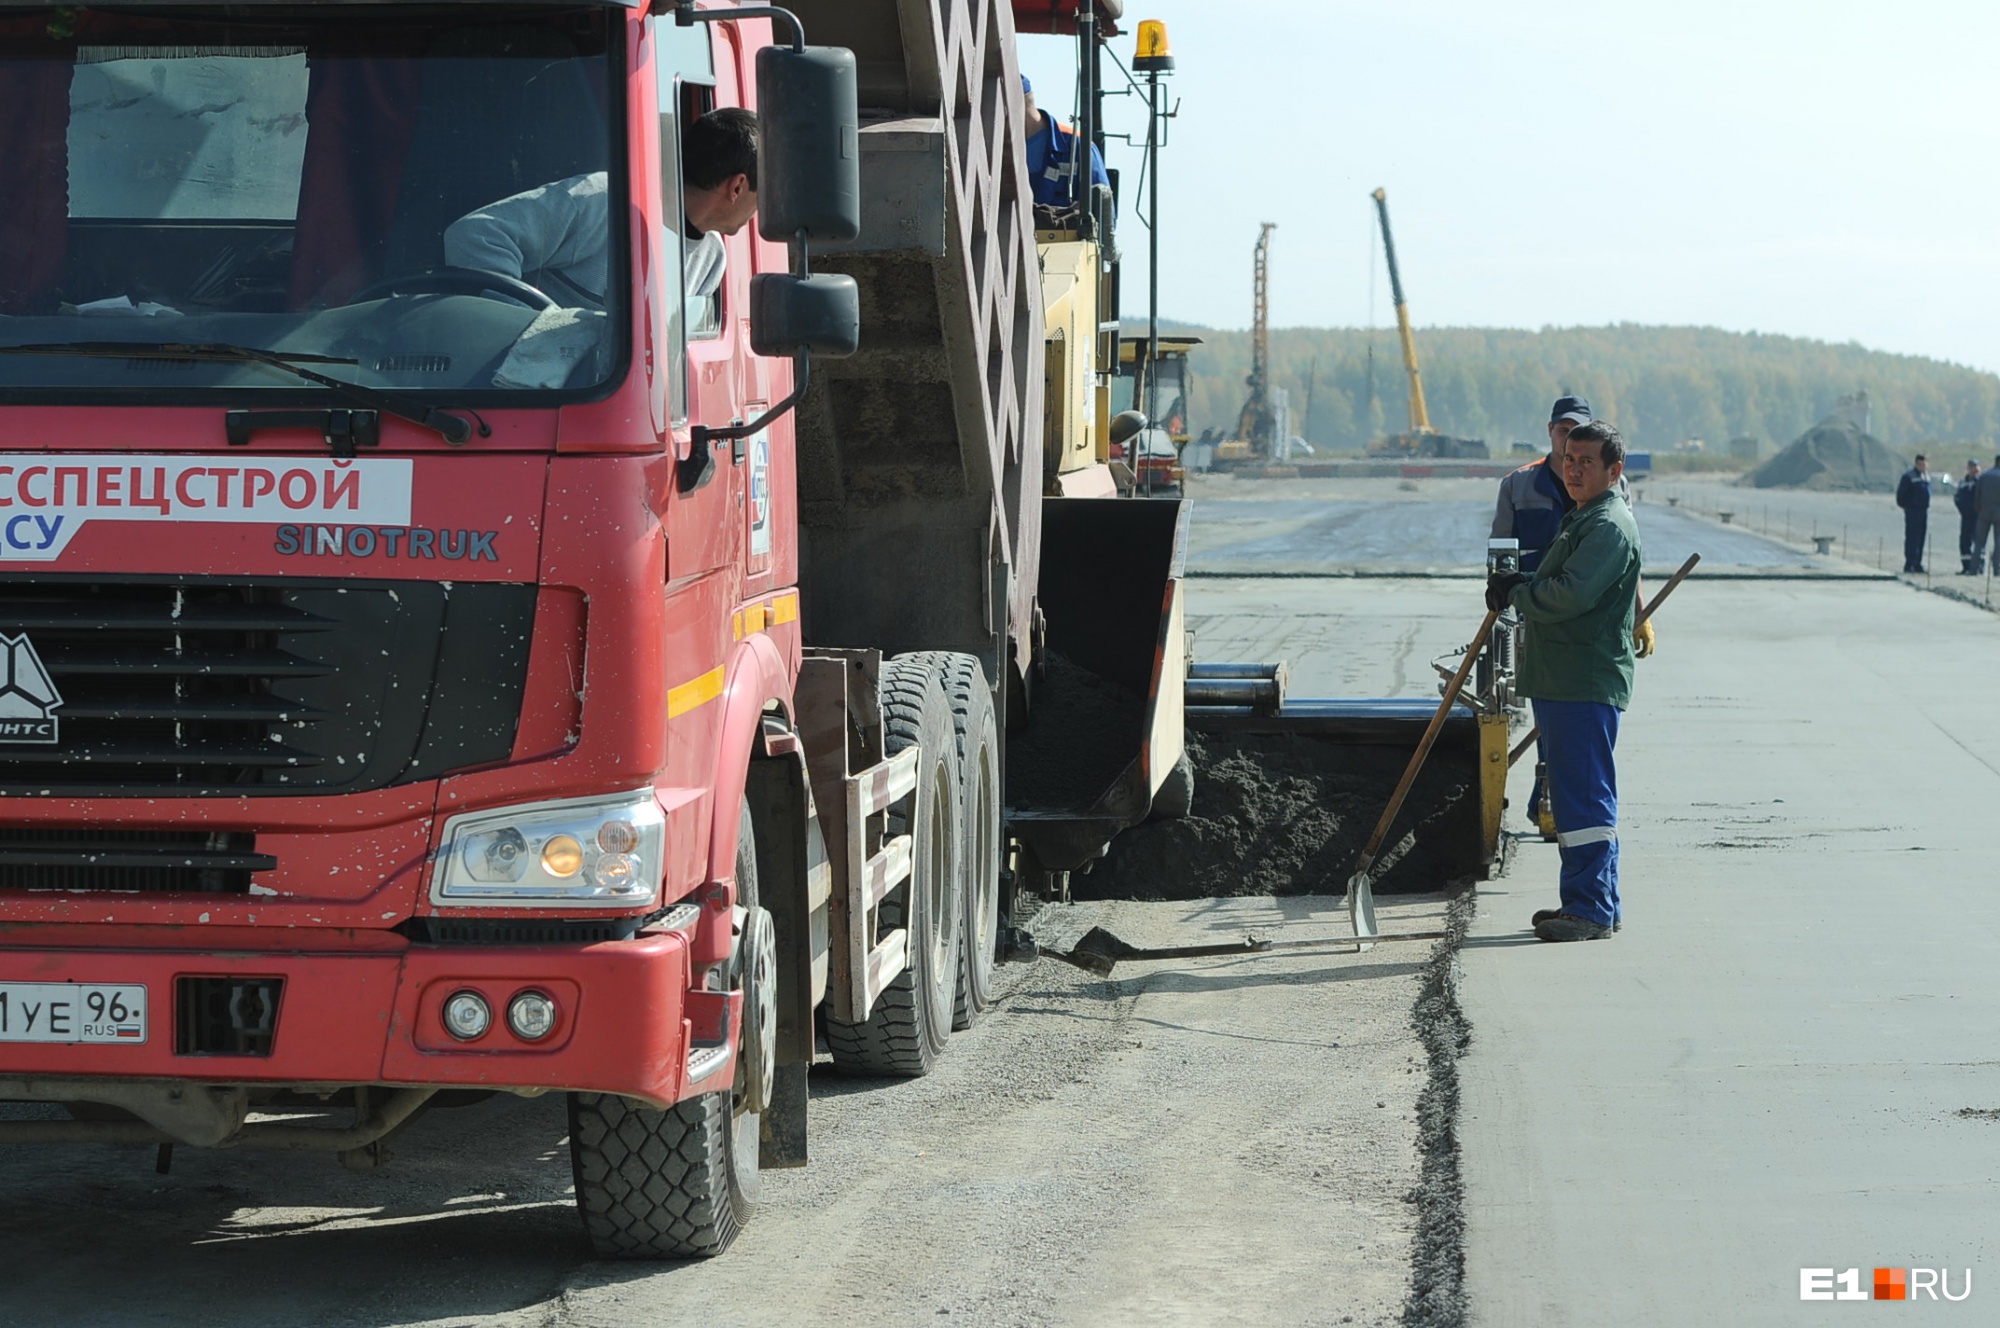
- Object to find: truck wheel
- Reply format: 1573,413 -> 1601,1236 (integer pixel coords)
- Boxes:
1147,751 -> 1196,821
939,653 -> 1001,1028
568,803 -> 765,1258
826,653 -> 961,1076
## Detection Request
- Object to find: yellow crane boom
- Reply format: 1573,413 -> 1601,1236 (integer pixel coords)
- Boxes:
1371,187 -> 1431,435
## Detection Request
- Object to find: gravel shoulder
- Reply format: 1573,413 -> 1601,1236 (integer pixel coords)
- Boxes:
0,894 -> 1446,1328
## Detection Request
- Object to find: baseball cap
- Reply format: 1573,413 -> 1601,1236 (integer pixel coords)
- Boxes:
1550,395 -> 1592,426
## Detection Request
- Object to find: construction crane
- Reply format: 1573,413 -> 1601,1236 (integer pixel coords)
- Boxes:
1373,187 -> 1430,436
1367,188 -> 1487,459
1213,222 -> 1277,467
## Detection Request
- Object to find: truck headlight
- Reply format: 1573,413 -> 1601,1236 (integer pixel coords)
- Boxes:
433,790 -> 666,908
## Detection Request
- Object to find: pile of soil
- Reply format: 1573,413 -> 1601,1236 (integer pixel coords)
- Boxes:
1004,652 -> 1145,812
1741,419 -> 1908,492
1071,729 -> 1479,900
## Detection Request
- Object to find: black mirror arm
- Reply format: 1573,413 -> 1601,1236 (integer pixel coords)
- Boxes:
668,1 -> 804,52
678,350 -> 809,494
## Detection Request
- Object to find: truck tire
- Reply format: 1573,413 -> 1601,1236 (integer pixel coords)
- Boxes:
939,653 -> 1001,1029
1147,751 -> 1195,821
826,653 -> 961,1076
568,803 -> 764,1258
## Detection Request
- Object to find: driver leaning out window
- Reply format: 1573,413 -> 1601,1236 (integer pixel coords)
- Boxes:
441,107 -> 759,318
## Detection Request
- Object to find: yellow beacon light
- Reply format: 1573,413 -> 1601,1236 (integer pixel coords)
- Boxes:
1134,19 -> 1174,73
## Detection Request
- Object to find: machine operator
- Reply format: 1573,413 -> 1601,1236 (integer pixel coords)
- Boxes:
1021,76 -> 1110,221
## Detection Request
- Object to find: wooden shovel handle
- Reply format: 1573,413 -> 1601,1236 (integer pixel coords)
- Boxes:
1638,552 -> 1702,625
1353,606 -> 1502,873
1505,551 -> 1703,768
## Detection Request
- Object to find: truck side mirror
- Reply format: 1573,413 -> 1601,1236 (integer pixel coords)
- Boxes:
750,273 -> 859,358
756,45 -> 860,244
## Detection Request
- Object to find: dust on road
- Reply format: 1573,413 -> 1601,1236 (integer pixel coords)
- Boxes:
0,895 -> 1451,1328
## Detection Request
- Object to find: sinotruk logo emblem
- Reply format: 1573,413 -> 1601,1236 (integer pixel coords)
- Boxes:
0,634 -> 62,744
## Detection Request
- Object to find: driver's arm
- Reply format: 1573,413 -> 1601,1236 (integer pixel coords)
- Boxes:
444,172 -> 608,288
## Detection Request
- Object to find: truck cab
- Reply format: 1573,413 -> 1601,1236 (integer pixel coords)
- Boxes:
0,0 -> 823,1251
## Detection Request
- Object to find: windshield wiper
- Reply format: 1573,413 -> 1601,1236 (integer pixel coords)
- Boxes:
0,341 -> 487,448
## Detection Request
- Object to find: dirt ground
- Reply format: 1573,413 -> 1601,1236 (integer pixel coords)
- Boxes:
0,894 -> 1450,1328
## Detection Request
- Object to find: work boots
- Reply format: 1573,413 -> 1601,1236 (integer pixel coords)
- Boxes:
1532,907 -> 1620,933
1531,911 -> 1614,942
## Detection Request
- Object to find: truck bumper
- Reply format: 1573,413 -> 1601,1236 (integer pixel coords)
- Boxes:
0,932 -> 699,1109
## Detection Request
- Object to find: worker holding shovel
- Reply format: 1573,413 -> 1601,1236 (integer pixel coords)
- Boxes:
1486,421 -> 1643,942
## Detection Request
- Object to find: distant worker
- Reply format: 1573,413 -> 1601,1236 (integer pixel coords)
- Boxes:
1896,454 -> 1931,574
1956,460 -> 1983,575
1021,76 -> 1110,220
1485,421 -> 1643,942
1977,455 -> 2000,572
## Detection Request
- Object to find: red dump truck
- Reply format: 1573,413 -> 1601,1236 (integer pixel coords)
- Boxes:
0,0 -> 1194,1257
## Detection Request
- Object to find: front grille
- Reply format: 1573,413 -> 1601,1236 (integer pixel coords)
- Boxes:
408,917 -> 644,946
176,975 -> 283,1056
0,827 -> 271,892
0,577 -> 537,796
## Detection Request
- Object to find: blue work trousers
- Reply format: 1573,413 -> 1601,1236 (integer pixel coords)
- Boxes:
1533,698 -> 1622,927
1904,508 -> 1927,572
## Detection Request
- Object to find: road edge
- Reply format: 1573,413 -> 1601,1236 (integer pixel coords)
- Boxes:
1402,888 -> 1475,1328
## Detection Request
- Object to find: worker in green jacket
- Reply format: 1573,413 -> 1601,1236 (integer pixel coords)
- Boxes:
1485,420 -> 1642,941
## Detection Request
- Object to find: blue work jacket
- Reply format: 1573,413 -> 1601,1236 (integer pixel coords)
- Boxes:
1025,118 -> 1110,212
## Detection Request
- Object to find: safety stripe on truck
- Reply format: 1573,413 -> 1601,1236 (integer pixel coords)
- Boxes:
666,665 -> 726,718
732,591 -> 801,641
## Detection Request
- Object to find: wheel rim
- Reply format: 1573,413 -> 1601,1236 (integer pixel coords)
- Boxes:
747,910 -> 778,1112
971,746 -> 998,975
927,756 -> 954,981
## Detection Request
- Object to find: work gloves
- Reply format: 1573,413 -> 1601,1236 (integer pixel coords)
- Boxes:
1485,571 -> 1529,613
1634,619 -> 1656,658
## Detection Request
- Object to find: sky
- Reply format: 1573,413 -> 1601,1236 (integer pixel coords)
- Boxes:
1015,0 -> 2000,374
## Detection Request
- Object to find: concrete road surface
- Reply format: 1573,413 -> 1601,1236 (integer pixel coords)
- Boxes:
1462,580 -> 2000,1323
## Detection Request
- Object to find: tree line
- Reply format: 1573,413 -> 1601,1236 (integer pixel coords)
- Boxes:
1140,322 -> 2000,455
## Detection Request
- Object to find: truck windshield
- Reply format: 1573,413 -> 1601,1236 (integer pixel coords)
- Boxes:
0,5 -> 623,401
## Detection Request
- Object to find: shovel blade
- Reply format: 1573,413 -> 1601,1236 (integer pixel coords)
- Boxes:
1346,871 -> 1380,948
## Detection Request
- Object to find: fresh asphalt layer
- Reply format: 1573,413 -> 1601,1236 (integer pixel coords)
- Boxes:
1461,579 -> 2000,1324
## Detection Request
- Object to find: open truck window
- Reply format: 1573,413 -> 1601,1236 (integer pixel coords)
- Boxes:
656,17 -> 719,347
0,5 -> 624,400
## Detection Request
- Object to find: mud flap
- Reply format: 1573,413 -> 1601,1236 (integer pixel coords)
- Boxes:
747,729 -> 830,1169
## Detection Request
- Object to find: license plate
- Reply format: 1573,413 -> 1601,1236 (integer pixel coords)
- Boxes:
0,983 -> 147,1044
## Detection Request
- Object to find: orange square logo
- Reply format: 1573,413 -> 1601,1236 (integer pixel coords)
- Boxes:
1875,1267 -> 1907,1301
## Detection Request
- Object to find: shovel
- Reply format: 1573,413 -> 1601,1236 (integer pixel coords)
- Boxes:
1048,923 -> 1452,977
1345,606 -> 1502,945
